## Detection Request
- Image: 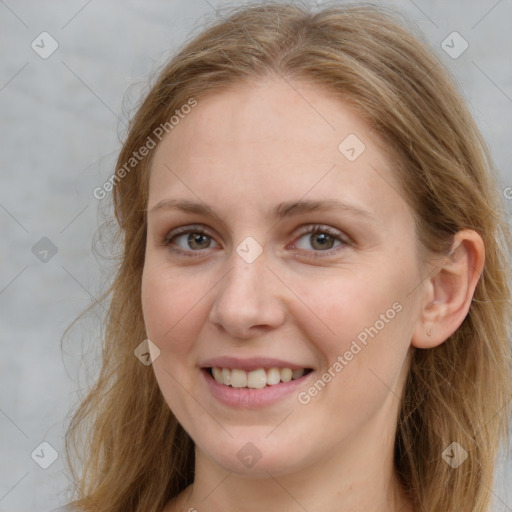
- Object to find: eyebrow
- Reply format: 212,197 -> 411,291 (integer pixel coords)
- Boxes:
148,198 -> 377,223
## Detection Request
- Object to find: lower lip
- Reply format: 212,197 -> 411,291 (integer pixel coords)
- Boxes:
201,368 -> 314,409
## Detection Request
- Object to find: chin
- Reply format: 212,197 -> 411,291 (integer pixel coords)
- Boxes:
198,435 -> 315,478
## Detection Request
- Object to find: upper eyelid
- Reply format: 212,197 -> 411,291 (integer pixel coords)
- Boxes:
165,223 -> 344,240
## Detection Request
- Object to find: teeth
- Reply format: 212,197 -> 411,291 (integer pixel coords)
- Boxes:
230,369 -> 247,388
266,367 -> 281,385
210,366 -> 308,388
280,368 -> 292,382
292,368 -> 305,379
212,367 -> 222,382
221,368 -> 231,386
247,369 -> 267,389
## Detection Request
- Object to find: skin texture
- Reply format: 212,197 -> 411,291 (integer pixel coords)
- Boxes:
141,78 -> 484,512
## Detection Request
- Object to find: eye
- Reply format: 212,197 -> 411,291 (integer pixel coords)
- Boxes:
291,225 -> 349,256
161,223 -> 350,258
162,225 -> 220,256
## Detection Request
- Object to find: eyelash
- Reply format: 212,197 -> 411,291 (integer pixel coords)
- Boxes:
161,224 -> 350,259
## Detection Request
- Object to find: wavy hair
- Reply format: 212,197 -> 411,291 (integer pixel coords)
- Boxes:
64,3 -> 512,511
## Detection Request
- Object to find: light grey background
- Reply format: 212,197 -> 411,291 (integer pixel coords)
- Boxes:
1,1 -> 511,510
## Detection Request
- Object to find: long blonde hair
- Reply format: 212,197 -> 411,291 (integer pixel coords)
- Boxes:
64,3 -> 512,511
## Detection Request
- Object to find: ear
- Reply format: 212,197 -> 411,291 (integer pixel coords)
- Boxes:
411,229 -> 485,349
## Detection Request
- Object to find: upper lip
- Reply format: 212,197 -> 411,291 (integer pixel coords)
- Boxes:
200,356 -> 312,372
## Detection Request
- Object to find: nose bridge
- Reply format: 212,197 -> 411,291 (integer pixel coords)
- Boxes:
227,254 -> 259,297
219,229 -> 268,299
209,243 -> 285,337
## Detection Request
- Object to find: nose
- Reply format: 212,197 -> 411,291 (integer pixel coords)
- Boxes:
208,247 -> 286,340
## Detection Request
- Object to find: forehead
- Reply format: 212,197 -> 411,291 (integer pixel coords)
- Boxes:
148,78 -> 410,225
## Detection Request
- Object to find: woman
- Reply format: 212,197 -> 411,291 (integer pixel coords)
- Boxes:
62,3 -> 512,512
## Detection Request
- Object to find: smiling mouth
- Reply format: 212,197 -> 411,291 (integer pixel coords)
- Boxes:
206,367 -> 313,389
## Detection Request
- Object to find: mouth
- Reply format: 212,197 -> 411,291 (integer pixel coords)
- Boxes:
204,366 -> 314,389
199,356 -> 316,408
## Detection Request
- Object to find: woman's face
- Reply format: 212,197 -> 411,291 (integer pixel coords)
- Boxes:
142,78 -> 425,477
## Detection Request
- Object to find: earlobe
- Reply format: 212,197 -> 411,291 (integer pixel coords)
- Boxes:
411,229 -> 485,349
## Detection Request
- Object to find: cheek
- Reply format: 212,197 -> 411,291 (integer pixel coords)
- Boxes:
291,265 -> 414,404
141,263 -> 208,420
295,270 -> 405,350
141,262 -> 205,356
